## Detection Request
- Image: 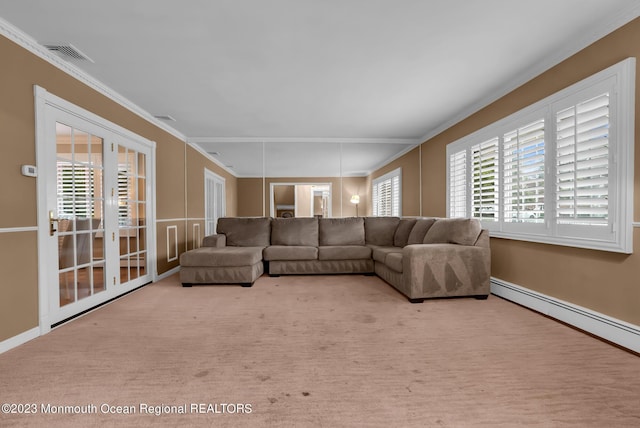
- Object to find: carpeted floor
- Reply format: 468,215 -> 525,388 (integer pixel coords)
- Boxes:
1,273 -> 639,427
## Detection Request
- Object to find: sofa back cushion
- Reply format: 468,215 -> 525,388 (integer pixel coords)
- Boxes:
407,218 -> 437,245
217,217 -> 271,247
319,217 -> 365,246
423,218 -> 482,246
364,217 -> 400,246
271,217 -> 318,246
394,218 -> 417,247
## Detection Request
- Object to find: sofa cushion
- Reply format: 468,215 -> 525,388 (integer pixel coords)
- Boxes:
180,246 -> 263,267
364,217 -> 400,246
371,246 -> 402,263
318,245 -> 372,261
217,217 -> 271,247
394,218 -> 417,247
263,245 -> 318,261
319,217 -> 365,246
423,218 -> 482,246
271,217 -> 318,246
407,218 -> 437,245
385,252 -> 403,273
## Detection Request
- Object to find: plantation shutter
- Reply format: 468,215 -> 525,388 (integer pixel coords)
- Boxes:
57,163 -> 92,218
117,164 -> 132,226
372,168 -> 401,217
471,137 -> 499,222
503,119 -> 545,223
556,93 -> 609,226
449,150 -> 467,217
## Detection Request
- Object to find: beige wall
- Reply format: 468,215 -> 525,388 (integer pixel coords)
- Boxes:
417,17 -> 640,326
0,34 -> 236,343
237,176 -> 367,218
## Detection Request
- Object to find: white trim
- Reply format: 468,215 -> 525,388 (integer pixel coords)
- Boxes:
418,4 -> 640,145
0,226 -> 38,233
491,277 -> 640,354
166,225 -> 178,262
0,327 -> 39,355
0,16 -> 186,144
633,222 -> 640,228
190,137 -> 419,145
157,265 -> 180,281
156,218 -> 187,223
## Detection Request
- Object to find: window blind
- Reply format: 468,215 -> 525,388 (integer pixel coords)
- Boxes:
503,119 -> 545,223
556,93 -> 609,226
471,137 -> 499,222
449,150 -> 467,217
57,163 -> 92,218
372,168 -> 401,217
445,57 -> 634,253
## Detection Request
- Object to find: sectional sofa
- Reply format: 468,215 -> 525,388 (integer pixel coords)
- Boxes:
179,216 -> 490,303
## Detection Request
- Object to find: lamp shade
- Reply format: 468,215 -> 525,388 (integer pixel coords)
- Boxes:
350,195 -> 360,204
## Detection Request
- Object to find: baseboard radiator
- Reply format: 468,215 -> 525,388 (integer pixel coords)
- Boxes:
491,277 -> 640,354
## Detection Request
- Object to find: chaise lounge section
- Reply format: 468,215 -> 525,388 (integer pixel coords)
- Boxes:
179,216 -> 490,302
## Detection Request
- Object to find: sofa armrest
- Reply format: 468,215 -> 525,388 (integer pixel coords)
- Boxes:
402,243 -> 490,299
202,234 -> 227,248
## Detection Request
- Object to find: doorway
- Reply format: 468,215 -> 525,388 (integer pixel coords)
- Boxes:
35,87 -> 156,329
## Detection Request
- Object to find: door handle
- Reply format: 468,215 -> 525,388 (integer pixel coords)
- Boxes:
49,211 -> 59,236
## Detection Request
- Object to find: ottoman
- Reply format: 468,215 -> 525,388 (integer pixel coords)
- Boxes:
179,246 -> 264,287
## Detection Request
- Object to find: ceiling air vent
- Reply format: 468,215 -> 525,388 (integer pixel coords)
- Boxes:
43,43 -> 94,63
153,115 -> 177,122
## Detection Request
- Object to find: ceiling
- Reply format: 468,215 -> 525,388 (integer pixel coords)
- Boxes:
1,1 -> 638,177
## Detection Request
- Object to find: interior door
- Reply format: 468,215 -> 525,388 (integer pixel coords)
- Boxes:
41,104 -> 152,325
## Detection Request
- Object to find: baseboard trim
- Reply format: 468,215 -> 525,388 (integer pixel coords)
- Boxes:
157,265 -> 180,281
491,277 -> 640,354
0,327 -> 40,354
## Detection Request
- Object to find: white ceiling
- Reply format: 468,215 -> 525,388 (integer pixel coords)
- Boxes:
1,0 -> 638,177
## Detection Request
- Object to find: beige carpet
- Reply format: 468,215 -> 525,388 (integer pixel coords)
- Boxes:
1,273 -> 639,427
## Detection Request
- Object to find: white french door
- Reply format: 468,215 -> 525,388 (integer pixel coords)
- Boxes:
204,169 -> 225,235
36,87 -> 155,327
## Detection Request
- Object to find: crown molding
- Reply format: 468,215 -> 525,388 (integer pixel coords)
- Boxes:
417,3 -> 640,145
0,16 -> 187,143
189,137 -> 421,145
186,141 -> 237,177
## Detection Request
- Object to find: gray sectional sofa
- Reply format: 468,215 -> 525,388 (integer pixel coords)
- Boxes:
179,216 -> 490,303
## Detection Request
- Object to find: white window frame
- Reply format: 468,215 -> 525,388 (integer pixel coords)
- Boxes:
372,167 -> 402,217
447,58 -> 635,253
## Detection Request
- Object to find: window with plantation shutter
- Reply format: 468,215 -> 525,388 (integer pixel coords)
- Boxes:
372,168 -> 401,217
57,163 -> 93,218
449,150 -> 467,218
446,58 -> 634,253
556,93 -> 609,226
503,119 -> 545,224
471,137 -> 499,222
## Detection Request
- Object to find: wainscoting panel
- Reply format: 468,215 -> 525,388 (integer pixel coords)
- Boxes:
166,225 -> 178,263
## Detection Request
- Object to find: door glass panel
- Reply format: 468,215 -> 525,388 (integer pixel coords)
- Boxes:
117,145 -> 147,286
56,122 -> 105,306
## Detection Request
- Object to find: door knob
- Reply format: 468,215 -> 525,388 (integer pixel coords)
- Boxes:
49,211 -> 59,236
